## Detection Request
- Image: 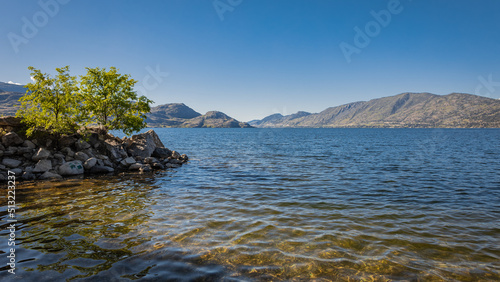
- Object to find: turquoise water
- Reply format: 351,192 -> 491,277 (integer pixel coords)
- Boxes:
1,128 -> 499,281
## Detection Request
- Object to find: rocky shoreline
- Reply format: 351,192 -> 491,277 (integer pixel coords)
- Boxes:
0,117 -> 187,181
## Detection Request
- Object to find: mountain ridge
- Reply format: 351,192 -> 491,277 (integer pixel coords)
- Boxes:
250,92 -> 500,128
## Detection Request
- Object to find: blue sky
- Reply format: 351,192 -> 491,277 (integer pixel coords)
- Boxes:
1,0 -> 499,121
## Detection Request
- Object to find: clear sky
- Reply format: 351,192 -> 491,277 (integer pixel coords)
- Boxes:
1,0 -> 499,121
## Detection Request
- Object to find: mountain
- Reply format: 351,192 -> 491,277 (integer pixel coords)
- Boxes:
146,105 -> 252,128
252,93 -> 500,128
0,82 -> 26,116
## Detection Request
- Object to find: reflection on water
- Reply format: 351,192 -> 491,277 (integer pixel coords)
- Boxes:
1,129 -> 500,281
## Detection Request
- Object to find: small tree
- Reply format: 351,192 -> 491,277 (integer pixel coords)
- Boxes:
79,67 -> 153,136
16,66 -> 81,137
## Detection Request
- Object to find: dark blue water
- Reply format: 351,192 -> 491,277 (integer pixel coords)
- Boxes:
1,128 -> 499,280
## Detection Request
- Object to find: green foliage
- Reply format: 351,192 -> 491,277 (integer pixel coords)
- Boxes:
79,67 -> 153,136
16,66 -> 81,137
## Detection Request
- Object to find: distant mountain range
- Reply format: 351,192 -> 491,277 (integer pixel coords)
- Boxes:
146,103 -> 252,128
0,81 -> 252,128
1,81 -> 498,128
249,93 -> 500,128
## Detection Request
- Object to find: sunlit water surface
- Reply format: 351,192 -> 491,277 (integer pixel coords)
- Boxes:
1,128 -> 499,281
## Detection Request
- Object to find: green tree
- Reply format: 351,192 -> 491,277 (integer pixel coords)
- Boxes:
16,66 -> 81,137
79,67 -> 153,135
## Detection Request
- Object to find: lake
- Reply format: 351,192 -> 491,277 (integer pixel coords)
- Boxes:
1,128 -> 499,281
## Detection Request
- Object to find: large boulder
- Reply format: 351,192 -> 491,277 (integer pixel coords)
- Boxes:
75,139 -> 91,151
74,152 -> 90,162
152,147 -> 172,159
33,159 -> 52,173
83,157 -> 97,170
127,130 -> 165,158
59,135 -> 77,148
59,160 -> 84,176
104,138 -> 128,160
32,148 -> 51,161
1,132 -> 24,147
2,158 -> 22,168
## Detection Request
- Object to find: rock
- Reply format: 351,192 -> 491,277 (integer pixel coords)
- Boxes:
58,160 -> 84,176
75,139 -> 91,151
65,156 -> 75,161
152,147 -> 172,159
45,139 -> 52,148
2,158 -> 22,168
172,151 -> 181,159
120,157 -> 136,166
7,147 -> 18,155
152,162 -> 164,170
59,135 -> 77,148
32,148 -> 51,161
84,157 -> 97,170
96,154 -> 109,160
103,159 -> 113,167
74,152 -> 90,162
0,164 -> 5,170
89,165 -> 114,173
144,157 -> 159,164
0,173 -> 6,181
96,159 -> 104,166
1,132 -> 24,146
17,147 -> 33,154
61,147 -> 75,157
129,163 -> 143,170
25,166 -> 34,173
104,139 -> 128,160
165,163 -> 181,168
10,168 -> 23,175
127,130 -> 164,158
139,164 -> 152,172
83,148 -> 96,158
0,143 -> 4,150
39,171 -> 62,180
169,159 -> 183,165
22,172 -> 36,180
33,159 -> 52,173
180,154 -> 189,161
0,116 -> 22,127
23,140 -> 36,149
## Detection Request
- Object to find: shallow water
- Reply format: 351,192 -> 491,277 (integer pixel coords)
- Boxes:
1,128 -> 499,281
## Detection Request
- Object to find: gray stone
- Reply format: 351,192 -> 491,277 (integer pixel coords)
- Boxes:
59,135 -> 77,148
121,157 -> 136,166
1,132 -> 24,147
144,157 -> 159,164
75,139 -> 91,151
152,147 -> 172,159
22,172 -> 36,180
96,154 -> 109,160
10,168 -> 23,175
104,138 -> 128,160
172,151 -> 181,159
32,148 -> 51,161
25,166 -> 34,173
96,159 -> 104,166
139,164 -> 152,172
89,165 -> 114,173
17,147 -> 33,154
58,160 -> 84,176
38,171 -> 62,180
0,173 -> 6,181
0,164 -> 5,170
103,159 -> 113,167
65,156 -> 75,161
2,158 -> 22,168
169,158 -> 183,165
23,140 -> 36,149
127,130 -> 165,158
74,152 -> 90,162
180,154 -> 189,161
61,147 -> 75,157
84,157 -> 97,170
7,146 -> 18,154
129,163 -> 143,170
33,159 -> 52,173
152,162 -> 164,170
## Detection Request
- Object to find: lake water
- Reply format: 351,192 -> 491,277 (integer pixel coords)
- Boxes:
1,128 -> 499,281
